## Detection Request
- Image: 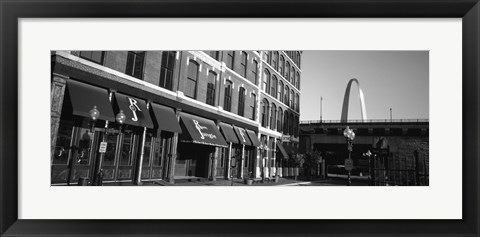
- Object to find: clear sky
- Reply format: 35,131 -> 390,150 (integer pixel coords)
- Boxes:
299,51 -> 429,121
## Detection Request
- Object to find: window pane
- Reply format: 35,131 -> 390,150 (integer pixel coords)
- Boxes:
52,122 -> 74,165
75,128 -> 93,165
103,131 -> 119,166
143,137 -> 152,166
120,134 -> 133,166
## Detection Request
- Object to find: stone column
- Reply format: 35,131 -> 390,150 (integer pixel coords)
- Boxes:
51,73 -> 68,163
240,144 -> 245,179
272,138 -> 277,177
167,108 -> 181,184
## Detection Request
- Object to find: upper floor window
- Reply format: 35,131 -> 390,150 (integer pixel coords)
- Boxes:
270,103 -> 277,131
278,81 -> 284,103
238,87 -> 246,116
272,52 -> 279,71
271,76 -> 278,99
79,51 -> 104,64
284,85 -> 289,105
264,51 -> 270,64
206,71 -> 217,106
290,89 -> 294,108
279,56 -> 285,75
285,61 -> 290,82
251,93 -> 257,121
295,93 -> 300,112
240,51 -> 248,78
159,51 -> 176,90
226,51 -> 235,70
263,69 -> 270,92
185,60 -> 199,99
224,80 -> 233,112
291,67 -> 296,87
297,52 -> 301,68
296,72 -> 301,89
261,99 -> 269,128
283,111 -> 289,134
289,113 -> 294,135
277,107 -> 283,132
252,60 -> 259,85
126,51 -> 146,79
208,51 -> 220,60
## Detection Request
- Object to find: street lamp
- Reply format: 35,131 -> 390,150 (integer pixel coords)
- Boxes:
343,126 -> 355,186
88,105 -> 100,132
115,110 -> 126,132
363,150 -> 372,185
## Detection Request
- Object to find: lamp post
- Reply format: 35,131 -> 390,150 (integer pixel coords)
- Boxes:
343,126 -> 355,186
116,110 -> 126,131
363,150 -> 372,185
88,106 -> 100,132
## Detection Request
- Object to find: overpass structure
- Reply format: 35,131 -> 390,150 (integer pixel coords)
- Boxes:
299,119 -> 429,185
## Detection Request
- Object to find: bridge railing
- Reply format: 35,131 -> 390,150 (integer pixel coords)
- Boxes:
300,119 -> 429,124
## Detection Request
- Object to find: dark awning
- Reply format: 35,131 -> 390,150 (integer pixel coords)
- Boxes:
150,103 -> 182,133
245,129 -> 261,147
66,80 -> 115,122
276,143 -> 289,159
180,113 -> 228,148
233,126 -> 252,146
113,92 -> 154,128
219,123 -> 239,144
283,144 -> 294,155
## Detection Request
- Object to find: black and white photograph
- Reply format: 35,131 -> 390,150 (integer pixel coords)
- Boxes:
51,50 -> 429,186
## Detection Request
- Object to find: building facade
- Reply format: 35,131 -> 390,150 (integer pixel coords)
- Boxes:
50,50 -> 301,185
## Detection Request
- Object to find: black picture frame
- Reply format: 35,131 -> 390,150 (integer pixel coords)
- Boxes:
1,0 -> 479,236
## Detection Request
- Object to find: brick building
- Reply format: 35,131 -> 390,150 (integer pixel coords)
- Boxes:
50,50 -> 301,185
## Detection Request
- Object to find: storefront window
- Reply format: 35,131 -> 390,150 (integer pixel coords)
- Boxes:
52,121 -> 74,165
152,137 -> 163,167
75,128 -> 93,165
103,131 -> 118,166
120,133 -> 133,166
143,136 -> 152,166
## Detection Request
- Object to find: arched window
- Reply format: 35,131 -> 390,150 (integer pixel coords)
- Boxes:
290,89 -> 294,108
224,80 -> 233,112
291,66 -> 295,85
238,87 -> 246,116
263,69 -> 270,92
206,71 -> 216,106
295,93 -> 300,112
261,98 -> 270,128
295,116 -> 299,137
297,52 -> 301,68
185,60 -> 199,99
296,72 -> 300,89
285,61 -> 290,81
270,103 -> 277,130
279,56 -> 285,75
272,51 -> 279,70
283,111 -> 289,134
277,107 -> 283,132
264,51 -> 270,64
271,75 -> 278,98
226,51 -> 235,70
278,81 -> 284,103
284,85 -> 289,105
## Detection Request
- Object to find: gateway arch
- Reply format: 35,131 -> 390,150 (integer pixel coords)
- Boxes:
340,78 -> 367,122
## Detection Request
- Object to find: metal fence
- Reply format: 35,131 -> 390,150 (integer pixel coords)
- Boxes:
371,152 -> 429,186
300,119 -> 429,124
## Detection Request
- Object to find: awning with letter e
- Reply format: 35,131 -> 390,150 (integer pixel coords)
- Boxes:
113,92 -> 154,128
179,113 -> 228,148
233,126 -> 252,146
66,80 -> 115,122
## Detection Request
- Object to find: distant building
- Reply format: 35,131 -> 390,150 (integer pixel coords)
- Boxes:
50,51 -> 301,185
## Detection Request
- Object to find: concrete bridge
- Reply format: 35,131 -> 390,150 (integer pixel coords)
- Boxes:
299,119 -> 429,174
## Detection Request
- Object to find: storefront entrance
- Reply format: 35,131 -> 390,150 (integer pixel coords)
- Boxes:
175,143 -> 214,178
